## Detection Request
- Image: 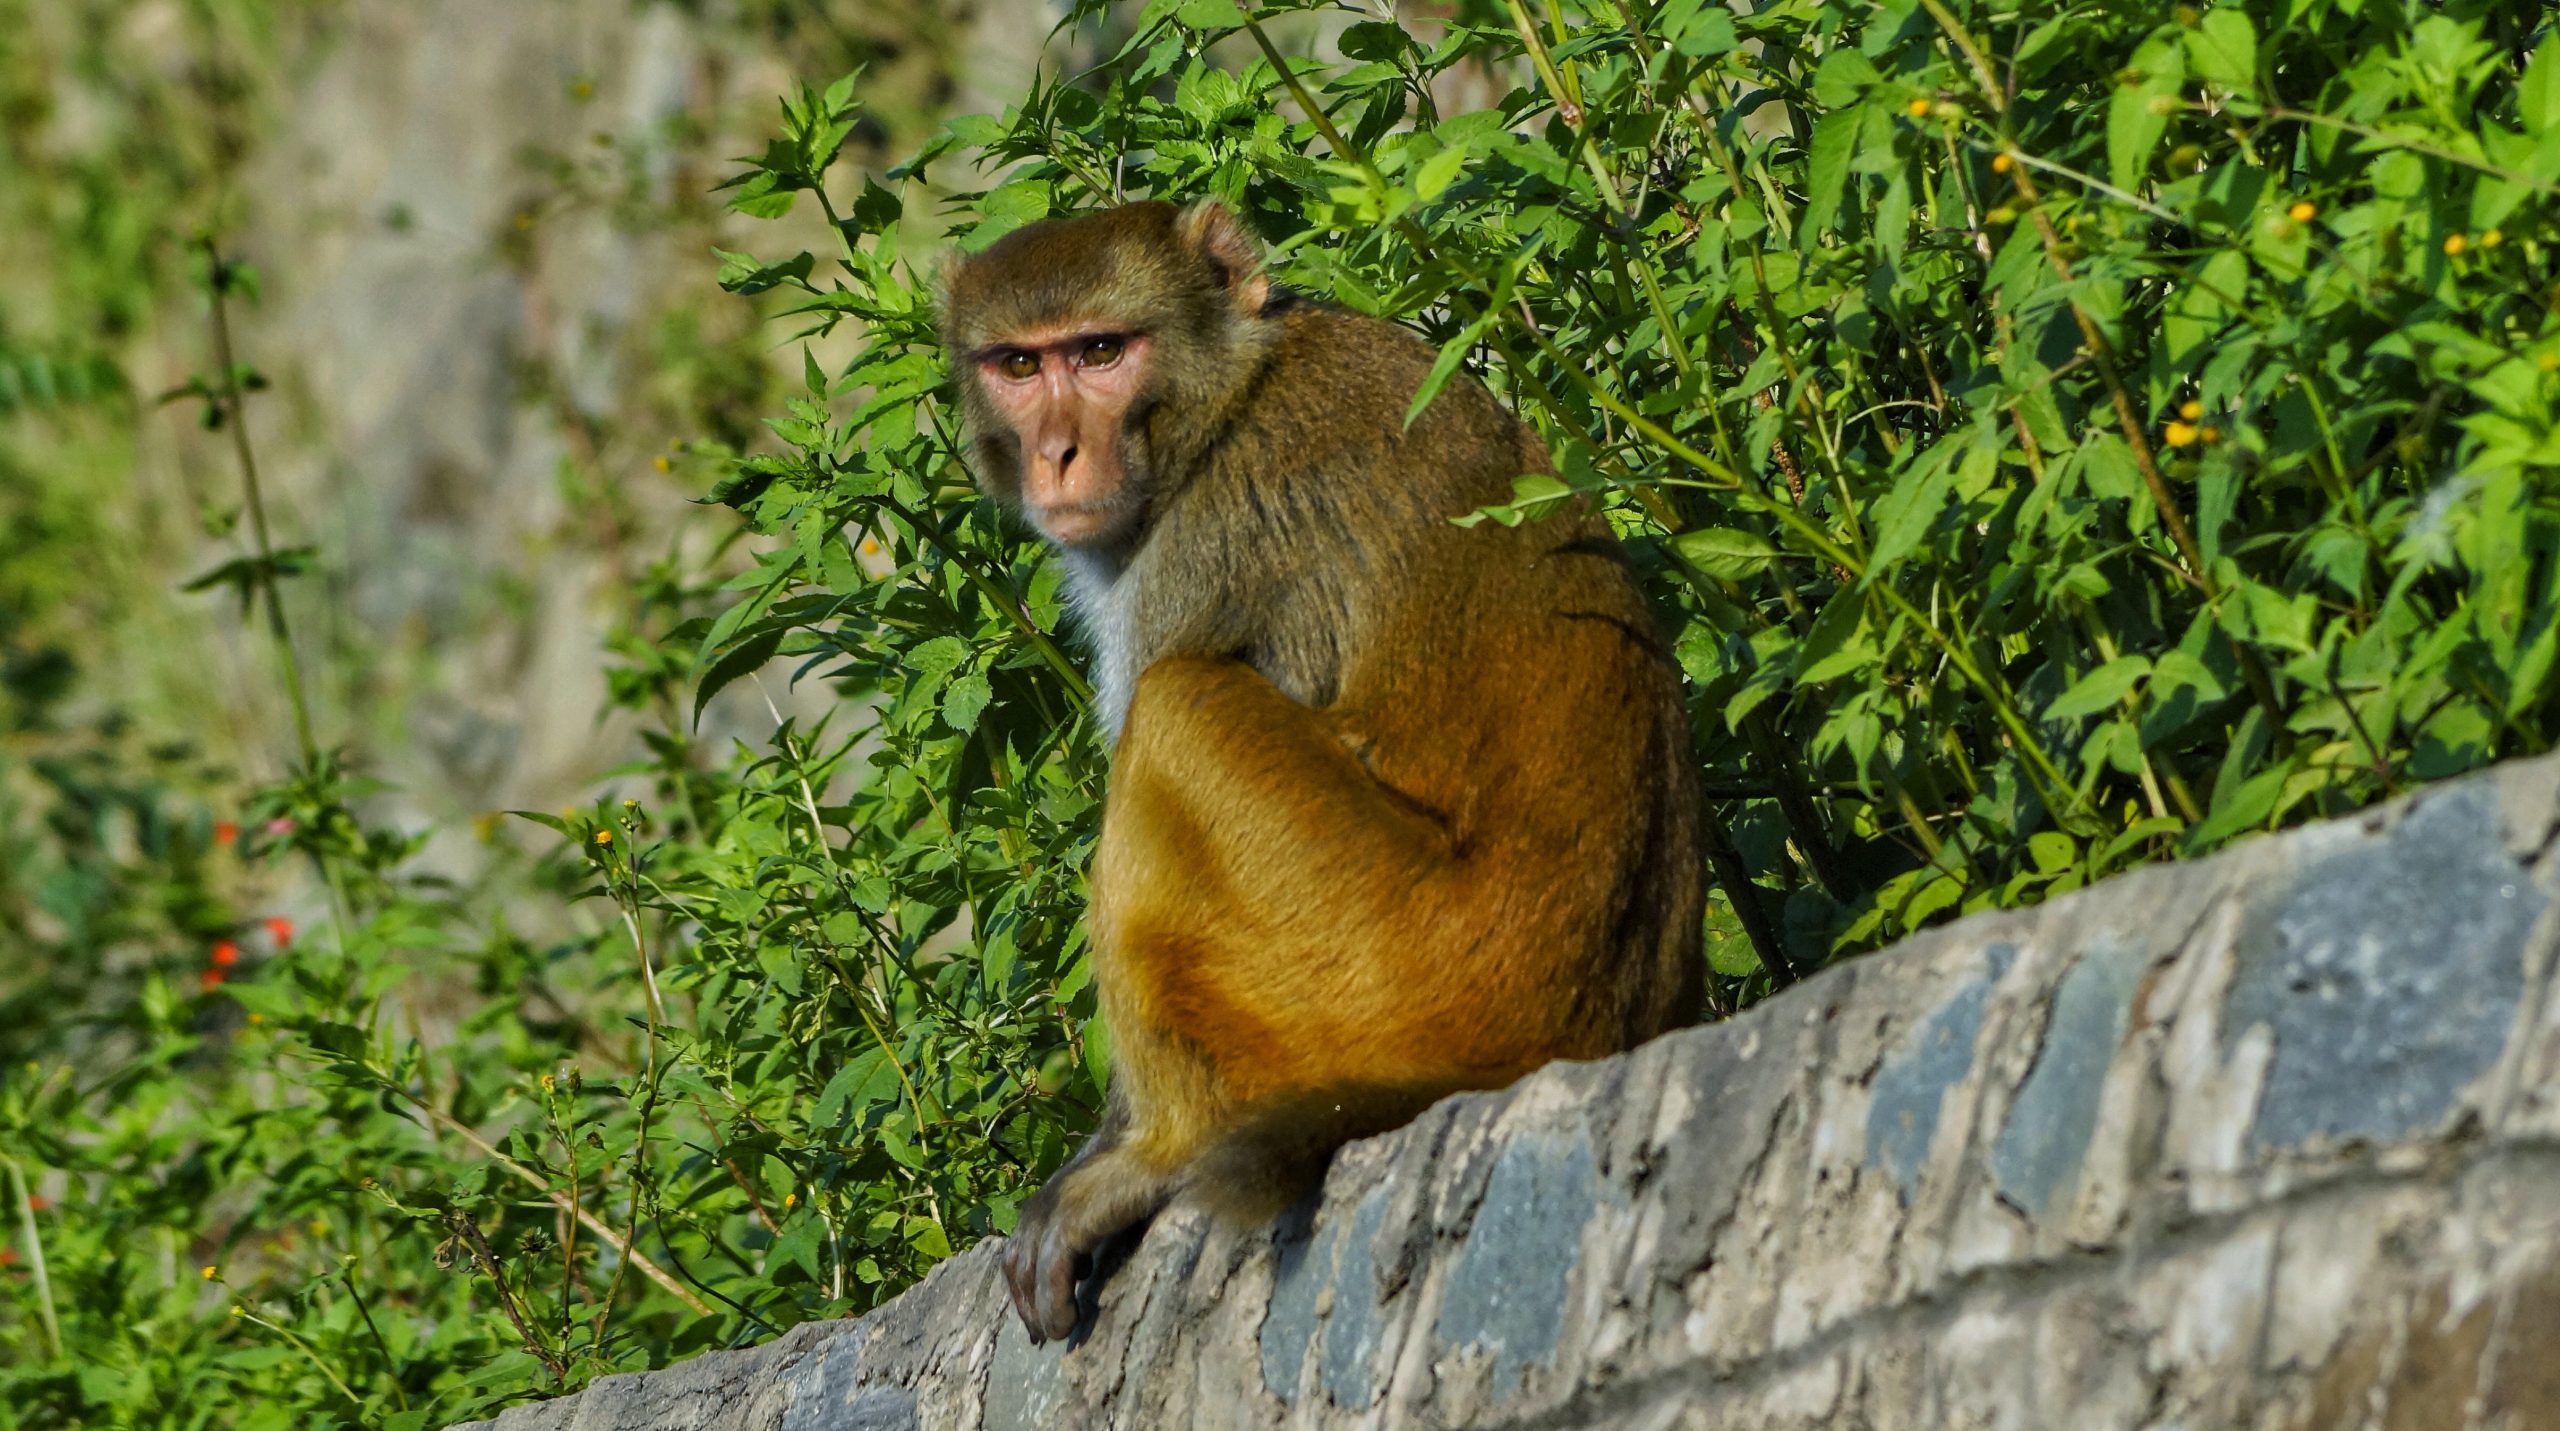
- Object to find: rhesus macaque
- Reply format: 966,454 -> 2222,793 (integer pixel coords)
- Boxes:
942,200 -> 1701,1344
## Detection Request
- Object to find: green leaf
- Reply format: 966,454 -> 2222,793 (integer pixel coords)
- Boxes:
714,248 -> 815,295
944,674 -> 993,733
1801,108 -> 1860,239
967,182 -> 1051,250
1413,144 -> 1469,202
769,1214 -> 827,1282
2027,831 -> 2078,875
2184,10 -> 2257,90
2107,35 -> 2187,191
693,627 -> 784,726
906,1216 -> 952,1259
1810,48 -> 1881,108
1660,0 -> 1739,59
1177,0 -> 1243,28
1455,473 -> 1575,528
907,635 -> 971,682
2522,42 -> 2560,137
2044,655 -> 2151,722
1674,527 -> 1781,581
2188,764 -> 2288,848
1337,19 -> 1406,59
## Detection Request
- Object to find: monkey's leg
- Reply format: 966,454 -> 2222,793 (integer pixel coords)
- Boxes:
1001,655 -> 1512,1342
1106,654 -> 1456,892
1002,1091 -> 1182,1344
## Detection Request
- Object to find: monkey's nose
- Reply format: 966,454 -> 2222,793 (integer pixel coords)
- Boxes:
1034,431 -> 1079,476
1033,437 -> 1084,503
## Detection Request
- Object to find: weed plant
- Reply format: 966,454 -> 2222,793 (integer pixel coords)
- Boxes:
4,0 -> 2557,1424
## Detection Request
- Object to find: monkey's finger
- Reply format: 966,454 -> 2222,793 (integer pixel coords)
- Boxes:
1002,1239 -> 1047,1344
1035,1226 -> 1080,1342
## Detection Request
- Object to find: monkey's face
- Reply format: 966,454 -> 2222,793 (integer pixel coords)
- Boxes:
942,200 -> 1276,557
966,328 -> 1154,550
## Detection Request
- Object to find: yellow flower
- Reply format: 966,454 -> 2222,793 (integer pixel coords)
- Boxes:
2164,421 -> 2200,448
2200,425 -> 2224,446
783,1193 -> 798,1209
201,1265 -> 219,1281
653,455 -> 671,473
593,830 -> 613,846
2443,233 -> 2469,257
1906,97 -> 1932,119
2179,399 -> 2204,421
2482,228 -> 2505,249
2287,201 -> 2317,223
1990,153 -> 2014,174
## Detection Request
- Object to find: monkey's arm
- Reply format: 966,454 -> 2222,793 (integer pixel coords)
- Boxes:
1091,647 -> 1591,1121
1107,653 -> 1453,888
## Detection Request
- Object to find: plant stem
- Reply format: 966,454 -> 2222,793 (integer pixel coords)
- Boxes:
1700,805 -> 1794,987
404,1096 -> 712,1316
200,239 -> 320,769
4,1156 -> 60,1358
235,1305 -> 370,1408
449,1214 -> 567,1382
338,1269 -> 410,1410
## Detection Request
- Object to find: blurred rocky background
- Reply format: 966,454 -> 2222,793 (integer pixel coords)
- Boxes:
0,0 -> 1053,868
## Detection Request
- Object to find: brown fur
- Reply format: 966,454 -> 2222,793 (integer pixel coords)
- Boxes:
944,201 -> 1702,1343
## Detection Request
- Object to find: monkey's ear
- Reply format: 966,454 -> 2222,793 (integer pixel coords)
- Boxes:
1178,200 -> 1271,319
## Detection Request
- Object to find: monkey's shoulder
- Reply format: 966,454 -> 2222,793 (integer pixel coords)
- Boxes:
1248,302 -> 1523,458
1263,300 -> 1437,379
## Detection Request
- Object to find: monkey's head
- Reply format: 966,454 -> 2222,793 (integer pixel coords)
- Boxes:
943,200 -> 1276,555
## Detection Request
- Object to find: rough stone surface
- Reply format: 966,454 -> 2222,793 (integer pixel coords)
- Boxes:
457,753 -> 2560,1430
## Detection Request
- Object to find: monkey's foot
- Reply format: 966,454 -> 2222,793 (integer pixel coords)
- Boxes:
1002,1194 -> 1087,1345
1002,1145 -> 1176,1344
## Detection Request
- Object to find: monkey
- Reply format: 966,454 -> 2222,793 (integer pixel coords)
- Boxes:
941,199 -> 1702,1345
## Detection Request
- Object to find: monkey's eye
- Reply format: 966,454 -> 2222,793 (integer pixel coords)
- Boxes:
996,351 -> 1040,381
1075,336 -> 1126,369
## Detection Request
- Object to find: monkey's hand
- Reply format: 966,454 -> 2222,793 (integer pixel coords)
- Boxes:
1002,1138 -> 1172,1344
1002,1175 -> 1086,1344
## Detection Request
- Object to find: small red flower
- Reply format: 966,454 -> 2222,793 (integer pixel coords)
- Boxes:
265,817 -> 297,836
211,941 -> 241,968
25,1197 -> 45,1213
263,916 -> 295,949
213,821 -> 240,848
1,1247 -> 16,1267
200,968 -> 226,991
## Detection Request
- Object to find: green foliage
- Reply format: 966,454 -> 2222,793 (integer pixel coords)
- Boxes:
6,0 -> 2560,1425
716,0 -> 2560,975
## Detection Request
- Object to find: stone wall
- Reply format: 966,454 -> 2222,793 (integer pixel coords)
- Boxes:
458,751 -> 2560,1430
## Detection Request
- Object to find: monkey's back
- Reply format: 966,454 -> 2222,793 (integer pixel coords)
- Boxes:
1145,302 -> 1704,1065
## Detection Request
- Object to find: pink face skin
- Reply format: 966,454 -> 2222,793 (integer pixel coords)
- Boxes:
974,328 -> 1153,548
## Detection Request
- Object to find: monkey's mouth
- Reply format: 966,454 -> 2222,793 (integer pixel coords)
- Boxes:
1035,502 -> 1126,547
